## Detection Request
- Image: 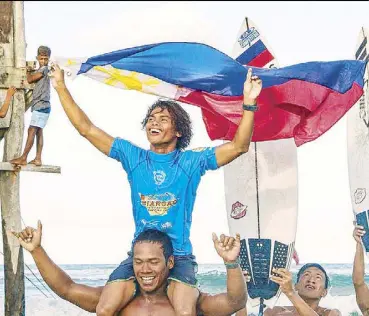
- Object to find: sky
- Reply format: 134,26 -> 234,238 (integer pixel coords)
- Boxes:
0,1 -> 368,265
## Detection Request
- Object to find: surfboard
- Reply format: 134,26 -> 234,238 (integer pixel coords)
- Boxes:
224,18 -> 299,308
347,27 -> 369,253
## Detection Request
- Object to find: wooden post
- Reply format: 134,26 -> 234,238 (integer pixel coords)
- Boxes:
0,3 -> 61,314
0,2 -> 25,315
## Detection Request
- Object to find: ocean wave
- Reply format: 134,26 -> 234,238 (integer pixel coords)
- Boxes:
0,264 -> 366,314
16,263 -> 369,278
12,263 -> 369,297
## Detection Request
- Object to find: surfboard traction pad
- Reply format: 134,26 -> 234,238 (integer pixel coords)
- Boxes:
240,238 -> 293,300
227,17 -> 298,306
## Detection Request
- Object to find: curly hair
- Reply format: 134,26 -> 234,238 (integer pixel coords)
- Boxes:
141,99 -> 193,150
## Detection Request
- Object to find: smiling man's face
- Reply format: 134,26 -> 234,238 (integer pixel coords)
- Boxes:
133,241 -> 174,294
145,107 -> 181,150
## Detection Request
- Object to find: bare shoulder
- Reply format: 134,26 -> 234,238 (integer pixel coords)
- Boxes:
264,306 -> 287,315
196,292 -> 213,310
198,292 -> 210,302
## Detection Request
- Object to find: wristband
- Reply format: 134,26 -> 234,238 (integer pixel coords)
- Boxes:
224,258 -> 240,269
243,104 -> 258,112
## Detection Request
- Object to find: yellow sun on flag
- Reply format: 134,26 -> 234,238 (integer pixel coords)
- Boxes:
66,59 -> 77,66
94,66 -> 160,91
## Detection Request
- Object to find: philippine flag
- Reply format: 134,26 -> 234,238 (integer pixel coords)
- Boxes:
56,42 -> 367,146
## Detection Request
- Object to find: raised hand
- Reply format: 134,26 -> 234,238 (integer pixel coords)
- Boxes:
212,232 -> 241,263
242,270 -> 251,282
49,63 -> 66,90
243,68 -> 262,103
12,220 -> 43,253
6,86 -> 16,98
270,268 -> 295,296
353,224 -> 366,244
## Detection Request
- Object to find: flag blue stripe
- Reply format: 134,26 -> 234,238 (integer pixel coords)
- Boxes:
76,42 -> 366,96
235,40 -> 267,65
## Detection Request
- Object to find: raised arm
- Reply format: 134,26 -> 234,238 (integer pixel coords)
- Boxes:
234,271 -> 250,316
0,86 -> 16,118
198,233 -> 247,316
269,268 -> 341,316
49,64 -> 114,155
26,66 -> 45,84
352,225 -> 369,315
13,221 -> 102,313
214,68 -> 261,167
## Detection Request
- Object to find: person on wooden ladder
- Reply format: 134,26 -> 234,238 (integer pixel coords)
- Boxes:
10,46 -> 52,167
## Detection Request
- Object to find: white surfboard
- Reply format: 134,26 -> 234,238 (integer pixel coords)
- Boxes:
347,27 -> 369,253
224,18 -> 299,309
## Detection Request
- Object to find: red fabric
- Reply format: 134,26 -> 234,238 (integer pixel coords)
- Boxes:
293,249 -> 300,265
177,81 -> 363,146
247,49 -> 274,67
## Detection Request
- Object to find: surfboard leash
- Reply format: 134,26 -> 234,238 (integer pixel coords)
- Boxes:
258,298 -> 266,316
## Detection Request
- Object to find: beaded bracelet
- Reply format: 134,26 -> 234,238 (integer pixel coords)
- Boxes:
224,259 -> 240,269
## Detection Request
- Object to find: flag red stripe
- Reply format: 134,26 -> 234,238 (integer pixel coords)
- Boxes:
247,49 -> 274,67
177,81 -> 363,146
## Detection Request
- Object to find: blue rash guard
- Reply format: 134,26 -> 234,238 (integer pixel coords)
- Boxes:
109,138 -> 219,255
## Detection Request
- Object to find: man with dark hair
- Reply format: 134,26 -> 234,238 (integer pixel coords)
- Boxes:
14,222 -> 247,316
352,224 -> 369,315
134,228 -> 175,261
11,45 -> 52,167
49,63 -> 261,316
264,264 -> 341,315
141,99 -> 193,150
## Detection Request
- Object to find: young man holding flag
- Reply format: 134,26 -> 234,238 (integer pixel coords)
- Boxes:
49,63 -> 261,316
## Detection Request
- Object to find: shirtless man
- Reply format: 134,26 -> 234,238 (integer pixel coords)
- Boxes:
264,264 -> 341,315
14,222 -> 247,316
